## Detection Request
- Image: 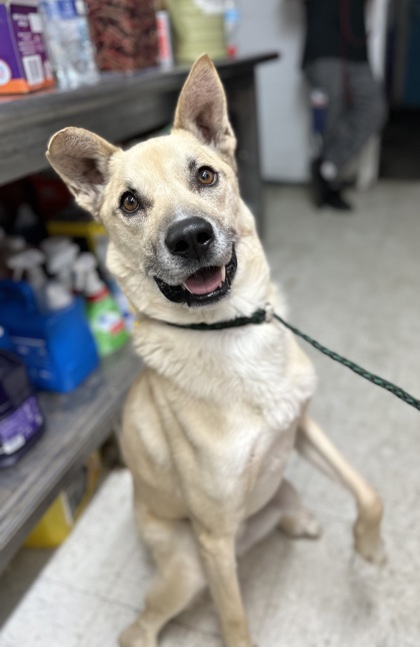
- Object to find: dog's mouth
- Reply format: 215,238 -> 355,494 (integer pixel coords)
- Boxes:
155,246 -> 237,307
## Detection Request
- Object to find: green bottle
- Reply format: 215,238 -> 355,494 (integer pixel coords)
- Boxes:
77,253 -> 128,357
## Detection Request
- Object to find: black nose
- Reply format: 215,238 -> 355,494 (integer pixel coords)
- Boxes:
165,217 -> 214,260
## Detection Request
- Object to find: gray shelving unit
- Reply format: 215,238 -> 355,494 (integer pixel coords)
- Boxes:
0,344 -> 142,572
0,53 -> 278,573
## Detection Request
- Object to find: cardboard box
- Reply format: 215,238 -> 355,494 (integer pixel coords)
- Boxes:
0,0 -> 55,94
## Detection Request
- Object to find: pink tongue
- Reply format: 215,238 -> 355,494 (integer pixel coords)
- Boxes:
184,267 -> 223,295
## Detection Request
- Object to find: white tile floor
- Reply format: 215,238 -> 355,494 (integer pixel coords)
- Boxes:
1,182 -> 420,647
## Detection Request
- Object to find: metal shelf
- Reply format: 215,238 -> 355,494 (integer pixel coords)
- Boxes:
0,343 -> 142,573
0,54 -> 278,186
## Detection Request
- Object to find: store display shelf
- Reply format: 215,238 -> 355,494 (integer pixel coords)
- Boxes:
0,343 -> 142,573
0,54 -> 278,186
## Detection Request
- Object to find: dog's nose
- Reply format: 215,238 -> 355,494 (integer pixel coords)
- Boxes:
165,217 -> 214,260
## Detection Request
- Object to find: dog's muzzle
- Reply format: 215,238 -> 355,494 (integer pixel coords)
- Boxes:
154,217 -> 237,307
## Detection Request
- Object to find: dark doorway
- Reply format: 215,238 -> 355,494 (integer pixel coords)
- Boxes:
380,0 -> 420,179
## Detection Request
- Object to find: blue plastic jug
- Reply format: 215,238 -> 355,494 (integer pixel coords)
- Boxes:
0,280 -> 99,392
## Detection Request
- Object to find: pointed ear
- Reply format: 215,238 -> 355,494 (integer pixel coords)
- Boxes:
173,55 -> 237,168
46,127 -> 119,217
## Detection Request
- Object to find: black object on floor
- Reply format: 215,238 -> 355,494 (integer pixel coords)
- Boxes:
310,159 -> 353,212
310,158 -> 328,208
324,189 -> 353,212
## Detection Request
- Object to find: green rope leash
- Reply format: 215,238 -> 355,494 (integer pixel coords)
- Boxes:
167,306 -> 420,413
272,312 -> 420,412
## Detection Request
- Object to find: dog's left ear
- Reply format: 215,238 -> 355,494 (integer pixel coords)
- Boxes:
173,54 -> 237,168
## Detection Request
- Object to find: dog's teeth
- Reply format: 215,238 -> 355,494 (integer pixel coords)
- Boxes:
221,266 -> 226,282
183,283 -> 193,294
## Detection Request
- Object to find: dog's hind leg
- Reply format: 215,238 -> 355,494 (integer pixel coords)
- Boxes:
274,479 -> 322,539
296,413 -> 384,564
237,480 -> 321,557
119,508 -> 206,647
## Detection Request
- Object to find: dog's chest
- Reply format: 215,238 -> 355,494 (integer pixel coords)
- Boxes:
142,321 -> 316,430
137,321 -> 316,517
188,326 -> 315,510
209,327 -> 316,508
219,325 -> 316,426
243,415 -> 298,516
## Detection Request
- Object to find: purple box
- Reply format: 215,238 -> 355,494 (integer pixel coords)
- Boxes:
0,0 -> 55,94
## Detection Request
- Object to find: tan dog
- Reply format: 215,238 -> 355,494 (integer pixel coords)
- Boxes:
47,55 -> 384,647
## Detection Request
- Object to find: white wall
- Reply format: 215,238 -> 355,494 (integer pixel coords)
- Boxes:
367,0 -> 390,80
236,0 -> 310,182
236,0 -> 389,184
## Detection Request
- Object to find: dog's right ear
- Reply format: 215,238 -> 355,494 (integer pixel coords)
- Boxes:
46,127 -> 119,218
173,54 -> 237,168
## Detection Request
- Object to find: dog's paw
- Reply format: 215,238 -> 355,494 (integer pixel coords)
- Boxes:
119,622 -> 156,647
353,514 -> 386,566
278,509 -> 322,540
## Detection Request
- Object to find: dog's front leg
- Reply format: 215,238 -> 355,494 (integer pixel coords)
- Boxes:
194,525 -> 253,647
296,413 -> 384,563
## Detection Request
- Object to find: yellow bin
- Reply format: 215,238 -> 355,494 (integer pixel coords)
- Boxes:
25,453 -> 102,548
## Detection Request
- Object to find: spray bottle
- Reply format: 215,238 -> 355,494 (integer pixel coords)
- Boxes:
0,229 -> 26,278
7,249 -> 72,312
73,253 -> 128,356
7,249 -> 49,312
41,236 -> 79,308
41,236 -> 78,290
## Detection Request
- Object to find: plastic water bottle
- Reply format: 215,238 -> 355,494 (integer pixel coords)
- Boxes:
224,0 -> 239,59
40,0 -> 98,90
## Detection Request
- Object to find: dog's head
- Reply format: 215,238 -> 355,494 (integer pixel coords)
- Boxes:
47,55 -> 268,324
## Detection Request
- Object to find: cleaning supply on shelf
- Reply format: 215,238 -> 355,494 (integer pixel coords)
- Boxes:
39,0 -> 99,90
0,0 -> 55,95
73,253 -> 128,356
46,218 -> 108,266
41,235 -> 79,290
7,248 -> 73,312
0,326 -> 12,351
7,248 -> 49,310
0,229 -> 26,278
107,276 -> 135,332
41,236 -> 79,310
0,350 -> 44,468
0,279 -> 99,392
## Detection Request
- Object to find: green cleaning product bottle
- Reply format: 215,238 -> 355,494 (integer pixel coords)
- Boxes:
74,253 -> 128,356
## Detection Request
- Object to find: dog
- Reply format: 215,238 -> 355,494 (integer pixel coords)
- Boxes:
47,55 -> 384,647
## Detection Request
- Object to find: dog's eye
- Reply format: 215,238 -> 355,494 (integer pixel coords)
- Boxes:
197,166 -> 218,187
120,191 -> 140,214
